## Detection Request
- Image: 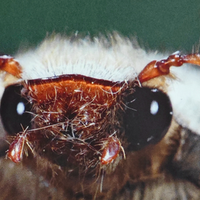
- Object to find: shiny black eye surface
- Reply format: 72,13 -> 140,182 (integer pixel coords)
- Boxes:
0,84 -> 32,135
124,87 -> 172,151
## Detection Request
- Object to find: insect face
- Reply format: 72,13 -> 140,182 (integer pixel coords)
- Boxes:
0,36 -> 200,199
0,71 -> 173,168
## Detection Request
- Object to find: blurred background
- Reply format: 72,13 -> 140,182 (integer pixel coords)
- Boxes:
0,0 -> 200,54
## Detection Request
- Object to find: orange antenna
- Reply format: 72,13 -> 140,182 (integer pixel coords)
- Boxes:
138,52 -> 200,83
0,55 -> 22,78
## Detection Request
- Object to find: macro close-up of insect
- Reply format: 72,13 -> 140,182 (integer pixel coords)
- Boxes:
0,34 -> 200,200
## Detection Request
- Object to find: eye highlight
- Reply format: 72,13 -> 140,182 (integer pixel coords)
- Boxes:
124,87 -> 172,150
0,84 -> 32,135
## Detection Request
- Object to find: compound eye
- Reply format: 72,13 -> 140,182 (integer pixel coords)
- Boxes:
0,84 -> 32,135
124,87 -> 172,150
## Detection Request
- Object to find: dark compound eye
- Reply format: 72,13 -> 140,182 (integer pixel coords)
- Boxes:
124,87 -> 172,151
0,84 -> 32,135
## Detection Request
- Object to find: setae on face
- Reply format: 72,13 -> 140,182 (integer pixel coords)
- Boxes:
0,35 -> 200,200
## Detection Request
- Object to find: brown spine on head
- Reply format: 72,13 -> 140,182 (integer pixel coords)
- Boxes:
0,56 -> 22,78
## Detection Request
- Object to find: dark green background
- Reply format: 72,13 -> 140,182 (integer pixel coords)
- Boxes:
1,0 -> 200,54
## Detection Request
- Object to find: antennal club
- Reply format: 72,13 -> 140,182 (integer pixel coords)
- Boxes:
0,55 -> 22,78
138,52 -> 200,83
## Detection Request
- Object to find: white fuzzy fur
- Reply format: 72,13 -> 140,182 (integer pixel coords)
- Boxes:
2,35 -> 200,135
168,65 -> 200,134
15,36 -> 162,81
